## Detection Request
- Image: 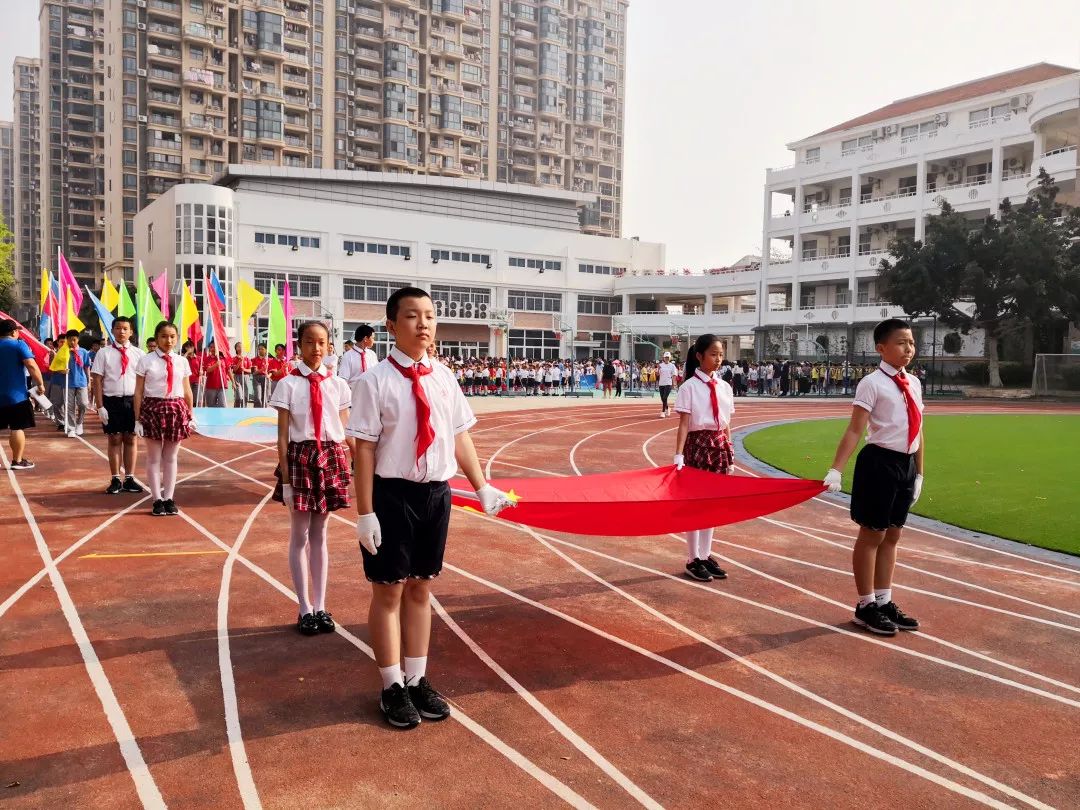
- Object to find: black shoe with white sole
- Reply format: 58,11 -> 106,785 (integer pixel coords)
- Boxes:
122,476 -> 144,494
684,560 -> 713,582
105,477 -> 123,495
878,601 -> 920,631
163,499 -> 178,516
853,602 -> 898,636
408,677 -> 451,721
152,499 -> 167,517
701,557 -> 727,580
380,683 -> 421,729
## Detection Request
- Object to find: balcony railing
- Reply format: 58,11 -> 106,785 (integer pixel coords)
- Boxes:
859,189 -> 916,204
1041,145 -> 1077,159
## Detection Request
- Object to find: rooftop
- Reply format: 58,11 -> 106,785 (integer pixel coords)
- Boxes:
799,62 -> 1079,142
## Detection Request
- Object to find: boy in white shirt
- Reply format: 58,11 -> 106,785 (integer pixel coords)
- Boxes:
348,287 -> 514,729
657,352 -> 677,417
337,324 -> 379,385
90,316 -> 145,494
824,319 -> 925,637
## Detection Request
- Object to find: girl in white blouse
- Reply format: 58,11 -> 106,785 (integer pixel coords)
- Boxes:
673,334 -> 735,583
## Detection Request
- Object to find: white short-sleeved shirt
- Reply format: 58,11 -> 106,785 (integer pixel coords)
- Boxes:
346,346 -> 477,482
323,353 -> 338,373
90,342 -> 145,397
337,345 -> 378,384
852,361 -> 925,453
674,369 -> 735,432
135,350 -> 191,399
269,363 -> 352,443
658,362 -> 677,386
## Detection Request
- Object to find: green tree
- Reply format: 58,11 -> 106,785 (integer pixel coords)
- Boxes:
878,170 -> 1080,387
0,210 -> 15,312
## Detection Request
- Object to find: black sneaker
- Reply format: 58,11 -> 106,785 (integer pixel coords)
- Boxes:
297,613 -> 320,636
151,499 -> 167,517
122,476 -> 144,494
314,610 -> 336,633
105,477 -> 123,495
408,677 -> 451,721
380,683 -> 421,729
879,601 -> 920,631
163,499 -> 178,516
10,458 -> 35,471
684,560 -> 713,582
853,602 -> 898,636
701,557 -> 728,580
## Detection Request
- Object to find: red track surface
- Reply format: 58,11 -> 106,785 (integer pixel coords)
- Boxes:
2,400 -> 1079,809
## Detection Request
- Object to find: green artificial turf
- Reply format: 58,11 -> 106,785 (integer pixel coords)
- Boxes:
743,414 -> 1080,555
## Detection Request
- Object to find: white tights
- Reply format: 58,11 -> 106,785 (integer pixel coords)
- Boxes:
289,510 -> 330,616
684,528 -> 714,562
145,439 -> 181,501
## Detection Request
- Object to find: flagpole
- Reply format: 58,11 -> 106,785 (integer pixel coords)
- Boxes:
63,362 -> 70,436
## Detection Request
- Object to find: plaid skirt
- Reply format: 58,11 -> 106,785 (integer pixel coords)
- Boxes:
139,397 -> 192,442
684,429 -> 734,474
273,440 -> 353,513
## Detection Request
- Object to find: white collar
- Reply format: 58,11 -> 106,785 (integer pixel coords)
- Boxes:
879,361 -> 903,376
694,368 -> 716,384
155,349 -> 173,359
353,344 -> 368,355
390,346 -> 431,368
296,362 -> 327,377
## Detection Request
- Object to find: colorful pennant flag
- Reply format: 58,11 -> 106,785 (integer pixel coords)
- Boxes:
207,272 -> 226,312
237,279 -> 265,355
178,280 -> 202,345
0,309 -> 51,372
50,274 -> 64,333
117,280 -> 136,318
266,283 -> 286,354
49,340 -> 71,373
39,269 -> 50,310
101,277 -> 120,313
58,248 -> 83,315
135,262 -> 164,344
282,277 -> 294,357
85,285 -> 115,340
65,292 -> 85,333
151,272 -> 170,319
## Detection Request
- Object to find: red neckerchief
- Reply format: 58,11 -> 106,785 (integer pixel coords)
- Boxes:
70,346 -> 83,369
158,350 -> 174,395
387,355 -> 435,462
117,344 -> 129,376
696,369 -> 720,427
355,345 -> 367,372
291,366 -> 327,451
883,366 -> 922,451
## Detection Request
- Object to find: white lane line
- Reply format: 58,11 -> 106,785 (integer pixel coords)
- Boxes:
173,510 -> 595,810
441,560 -> 1016,810
0,446 -> 270,622
521,525 -> 1051,810
217,490 -> 274,810
430,597 -> 662,810
0,446 -> 167,809
770,520 -> 1080,588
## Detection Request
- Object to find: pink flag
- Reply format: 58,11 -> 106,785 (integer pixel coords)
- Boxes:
151,272 -> 170,319
58,248 -> 83,314
282,277 -> 294,357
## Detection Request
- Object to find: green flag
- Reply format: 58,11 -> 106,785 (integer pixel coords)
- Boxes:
135,262 -> 164,344
267,282 -> 286,353
117,280 -> 136,318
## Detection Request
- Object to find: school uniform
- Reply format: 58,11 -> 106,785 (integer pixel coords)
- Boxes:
63,346 -> 92,431
200,353 -> 228,408
337,345 -> 379,385
346,346 -> 476,585
269,363 -> 353,513
251,356 -> 271,407
90,342 -> 144,435
135,350 -> 192,442
674,368 -> 735,473
849,361 -> 924,531
231,355 -> 251,407
268,355 -> 290,396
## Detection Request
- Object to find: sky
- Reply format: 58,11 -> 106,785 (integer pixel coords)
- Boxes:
2,0 -> 1079,267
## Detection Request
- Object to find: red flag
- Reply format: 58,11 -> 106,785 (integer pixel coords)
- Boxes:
0,309 -> 51,373
207,296 -> 232,362
450,466 -> 825,536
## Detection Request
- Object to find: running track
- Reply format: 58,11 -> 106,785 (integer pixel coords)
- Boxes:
1,400 -> 1078,809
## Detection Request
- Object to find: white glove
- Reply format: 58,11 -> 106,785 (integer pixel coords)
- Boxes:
674,454 -> 685,471
824,468 -> 842,493
476,484 -> 514,516
356,512 -> 382,555
134,422 -> 145,438
281,484 -> 294,510
98,406 -> 109,426
187,414 -> 198,430
911,474 -> 924,505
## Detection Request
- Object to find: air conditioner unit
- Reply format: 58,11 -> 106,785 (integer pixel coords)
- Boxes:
137,114 -> 148,123
347,89 -> 355,96
346,162 -> 356,169
347,48 -> 355,55
346,130 -> 355,136
1006,157 -> 1021,169
929,163 -> 945,173
884,124 -> 898,136
870,127 -> 883,140
881,223 -> 895,232
136,0 -> 146,5
137,22 -> 146,30
346,150 -> 355,157
309,102 -> 318,109
945,171 -> 959,183
136,68 -> 147,77
934,112 -> 949,126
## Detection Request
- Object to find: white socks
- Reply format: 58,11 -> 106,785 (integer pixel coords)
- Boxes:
874,588 -> 892,606
288,511 -> 332,616
308,513 -> 330,613
144,439 -> 163,500
857,593 -> 876,608
161,440 -> 180,500
685,529 -> 714,562
404,656 -> 427,686
379,664 -> 403,690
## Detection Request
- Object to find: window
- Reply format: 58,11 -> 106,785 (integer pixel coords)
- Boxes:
255,231 -> 320,248
343,239 -> 410,257
508,328 -> 560,361
841,138 -> 857,154
577,294 -> 622,315
508,289 -> 562,313
253,271 -> 321,298
431,248 -> 490,264
343,323 -> 392,357
509,256 -> 562,271
343,278 -> 405,302
431,284 -> 490,319
804,147 -> 820,163
577,262 -> 625,276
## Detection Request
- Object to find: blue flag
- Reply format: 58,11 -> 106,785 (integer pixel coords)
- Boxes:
85,285 -> 116,342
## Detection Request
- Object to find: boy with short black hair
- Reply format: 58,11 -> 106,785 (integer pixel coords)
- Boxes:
0,319 -> 45,469
61,330 -> 92,437
824,318 -> 924,636
348,286 -> 513,729
90,316 -> 145,494
338,324 -> 379,385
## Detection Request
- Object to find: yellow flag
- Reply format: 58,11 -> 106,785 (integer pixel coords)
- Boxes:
40,269 -> 50,310
101,277 -> 119,312
178,280 -> 200,342
50,341 -> 71,372
237,279 -> 265,354
66,292 -> 85,332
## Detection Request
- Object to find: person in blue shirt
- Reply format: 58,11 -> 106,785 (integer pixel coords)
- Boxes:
61,329 -> 92,437
0,319 -> 46,470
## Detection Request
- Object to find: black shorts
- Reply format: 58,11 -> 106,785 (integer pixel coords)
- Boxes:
362,476 -> 451,585
0,398 -> 35,431
102,395 -> 137,435
850,443 -> 917,531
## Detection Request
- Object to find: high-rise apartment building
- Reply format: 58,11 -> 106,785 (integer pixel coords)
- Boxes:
13,57 -> 42,320
0,122 -> 13,238
33,0 -> 628,296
